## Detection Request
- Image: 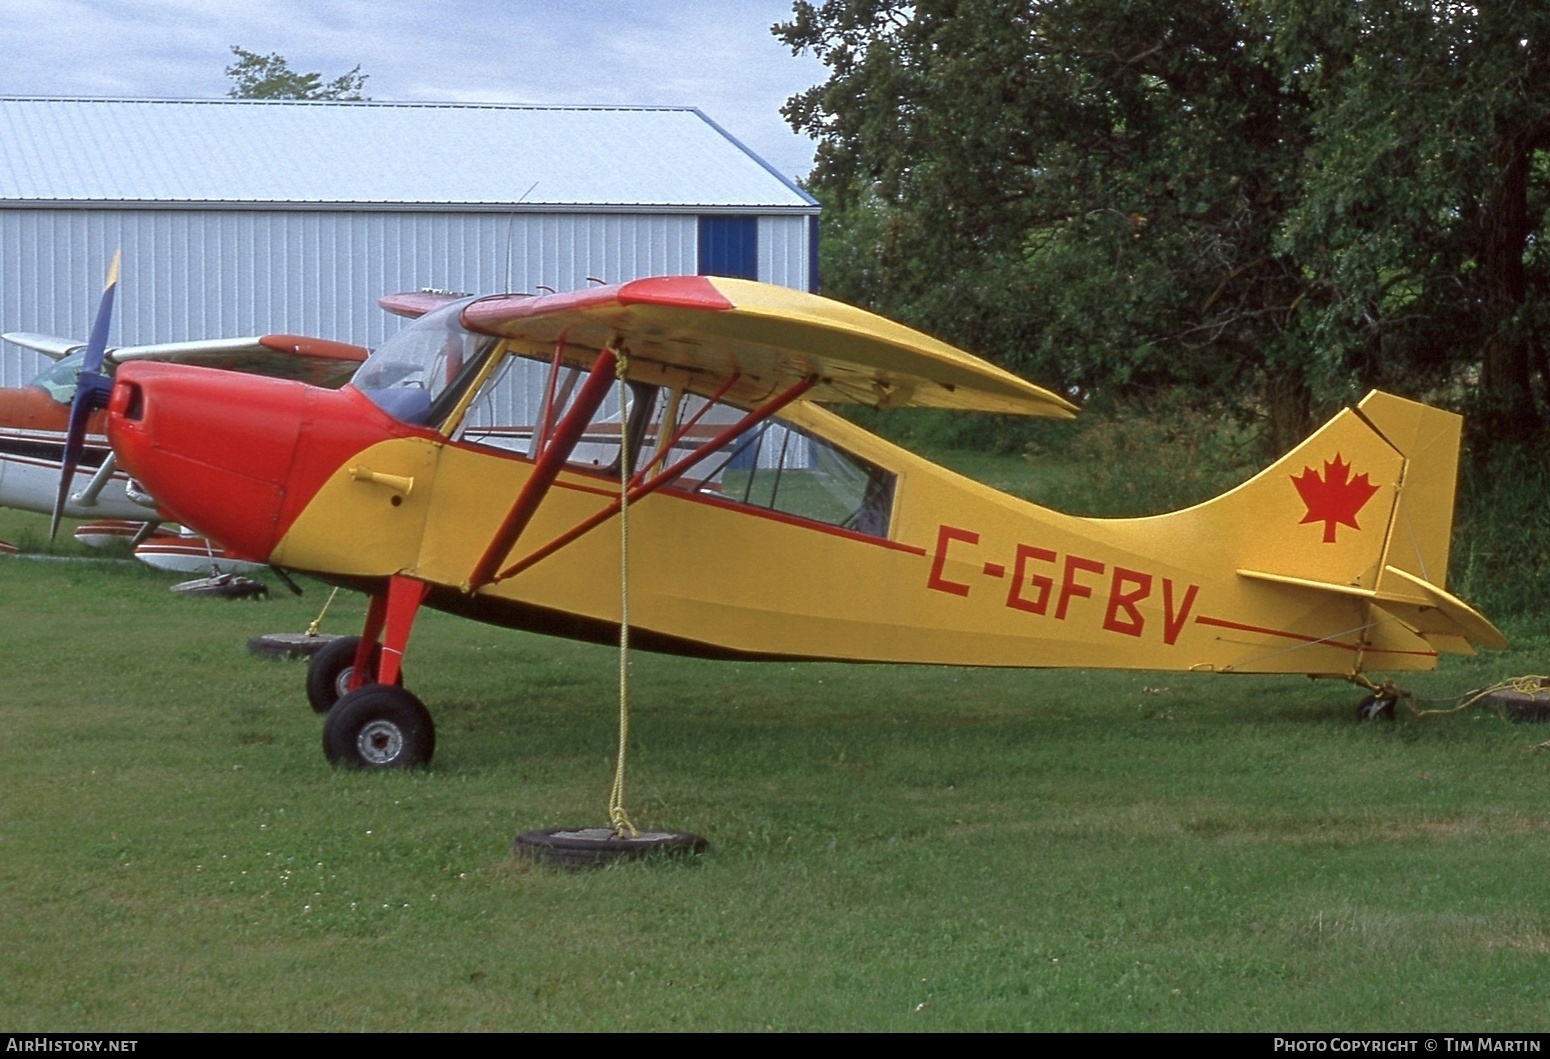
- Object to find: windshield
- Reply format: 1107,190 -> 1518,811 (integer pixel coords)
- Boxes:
352,298 -> 492,426
30,351 -> 86,404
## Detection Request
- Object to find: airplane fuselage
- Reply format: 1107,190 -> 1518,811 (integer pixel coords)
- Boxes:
107,358 -> 1471,676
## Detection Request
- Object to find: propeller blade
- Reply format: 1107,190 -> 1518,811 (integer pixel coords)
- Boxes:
49,251 -> 121,542
81,250 -> 120,374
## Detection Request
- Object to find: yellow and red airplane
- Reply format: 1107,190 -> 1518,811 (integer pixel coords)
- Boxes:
88,275 -> 1503,769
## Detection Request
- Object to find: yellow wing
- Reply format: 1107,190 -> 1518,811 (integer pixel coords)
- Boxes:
450,276 -> 1077,417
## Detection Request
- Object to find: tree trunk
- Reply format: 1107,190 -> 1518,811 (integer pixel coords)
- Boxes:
1477,129 -> 1542,441
1265,365 -> 1312,456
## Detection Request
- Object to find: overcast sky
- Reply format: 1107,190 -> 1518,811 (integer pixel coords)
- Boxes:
0,0 -> 827,179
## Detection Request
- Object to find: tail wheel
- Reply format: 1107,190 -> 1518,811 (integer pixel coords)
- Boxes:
322,685 -> 435,769
1356,694 -> 1396,722
305,636 -> 400,714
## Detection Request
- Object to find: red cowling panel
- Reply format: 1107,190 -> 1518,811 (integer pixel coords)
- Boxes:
461,276 -> 733,335
108,363 -> 307,560
269,384 -> 424,545
107,363 -> 420,563
258,335 -> 369,364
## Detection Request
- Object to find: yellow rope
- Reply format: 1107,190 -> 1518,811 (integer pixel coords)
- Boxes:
306,586 -> 341,638
609,348 -> 638,839
1349,672 -> 1550,722
1414,675 -> 1550,721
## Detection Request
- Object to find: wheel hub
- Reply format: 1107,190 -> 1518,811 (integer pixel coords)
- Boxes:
357,719 -> 404,764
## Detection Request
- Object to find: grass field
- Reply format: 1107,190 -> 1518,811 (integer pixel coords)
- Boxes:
3,502 -> 1550,1030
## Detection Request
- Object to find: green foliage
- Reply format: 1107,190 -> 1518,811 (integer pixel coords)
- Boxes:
1023,394 -> 1269,517
784,0 -> 1321,451
1272,1 -> 1550,441
781,1 -> 1550,454
1451,445 -> 1550,619
226,46 -> 368,101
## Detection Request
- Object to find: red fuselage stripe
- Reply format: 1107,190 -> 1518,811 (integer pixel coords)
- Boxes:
1193,614 -> 1437,657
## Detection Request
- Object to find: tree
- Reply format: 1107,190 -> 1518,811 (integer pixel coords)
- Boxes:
225,46 -> 368,101
780,0 -> 1322,451
779,1 -> 1550,452
1274,0 -> 1550,444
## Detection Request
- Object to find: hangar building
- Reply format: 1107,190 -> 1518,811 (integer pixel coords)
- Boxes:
0,97 -> 818,387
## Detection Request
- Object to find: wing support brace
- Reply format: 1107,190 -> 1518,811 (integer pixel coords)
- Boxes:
483,374 -> 817,586
466,345 -> 621,591
465,370 -> 818,592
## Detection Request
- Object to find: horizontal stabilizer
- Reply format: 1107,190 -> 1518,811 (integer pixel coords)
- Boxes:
1238,566 -> 1508,654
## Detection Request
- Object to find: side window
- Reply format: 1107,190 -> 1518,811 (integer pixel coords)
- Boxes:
453,357 -> 655,478
660,395 -> 896,538
453,356 -> 547,454
352,299 -> 492,427
447,358 -> 896,539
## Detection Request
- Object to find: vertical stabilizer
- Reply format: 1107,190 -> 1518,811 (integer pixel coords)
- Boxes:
1354,390 -> 1461,590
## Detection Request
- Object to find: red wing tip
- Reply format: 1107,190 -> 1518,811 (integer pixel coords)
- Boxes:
462,276 -> 735,334
258,335 -> 370,363
378,291 -> 466,319
616,276 -> 735,311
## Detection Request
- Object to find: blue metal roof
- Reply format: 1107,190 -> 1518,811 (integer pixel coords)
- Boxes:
0,98 -> 817,211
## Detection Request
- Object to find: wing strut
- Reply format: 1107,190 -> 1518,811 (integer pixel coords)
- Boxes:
466,345 -> 620,591
484,374 -> 817,586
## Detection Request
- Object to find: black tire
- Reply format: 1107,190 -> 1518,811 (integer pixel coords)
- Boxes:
305,636 -> 401,714
322,685 -> 435,769
1356,694 -> 1396,722
512,828 -> 707,869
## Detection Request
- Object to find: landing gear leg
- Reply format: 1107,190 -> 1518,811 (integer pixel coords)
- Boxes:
322,576 -> 436,769
346,590 -> 390,694
373,574 -> 429,686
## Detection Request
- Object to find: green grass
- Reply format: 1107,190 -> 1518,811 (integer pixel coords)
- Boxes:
0,508 -> 137,559
4,510 -> 1550,1030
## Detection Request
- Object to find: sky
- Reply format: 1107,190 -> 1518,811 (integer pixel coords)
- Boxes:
0,0 -> 828,180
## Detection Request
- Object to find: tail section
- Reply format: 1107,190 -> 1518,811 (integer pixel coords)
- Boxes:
1206,390 -> 1504,657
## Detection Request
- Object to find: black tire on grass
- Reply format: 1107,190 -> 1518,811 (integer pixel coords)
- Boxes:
1356,694 -> 1396,722
305,636 -> 400,714
249,632 -> 345,661
322,685 -> 435,769
512,828 -> 707,869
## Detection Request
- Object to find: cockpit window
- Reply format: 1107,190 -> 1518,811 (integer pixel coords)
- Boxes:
674,408 -> 896,538
31,351 -> 86,404
443,349 -> 897,539
352,299 -> 493,426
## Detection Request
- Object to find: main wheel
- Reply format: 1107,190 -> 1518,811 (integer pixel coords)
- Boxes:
322,685 -> 435,769
306,636 -> 400,714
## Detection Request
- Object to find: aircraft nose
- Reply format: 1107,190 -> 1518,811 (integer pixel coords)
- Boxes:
107,362 -> 307,562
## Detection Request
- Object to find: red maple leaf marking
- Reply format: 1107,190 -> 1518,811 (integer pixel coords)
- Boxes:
1290,453 -> 1379,543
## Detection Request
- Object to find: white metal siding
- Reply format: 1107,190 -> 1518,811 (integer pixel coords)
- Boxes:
757,215 -> 812,292
0,209 -> 699,386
